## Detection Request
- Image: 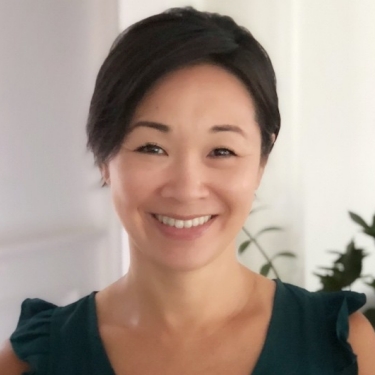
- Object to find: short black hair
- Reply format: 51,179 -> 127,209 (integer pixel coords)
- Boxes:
86,7 -> 280,168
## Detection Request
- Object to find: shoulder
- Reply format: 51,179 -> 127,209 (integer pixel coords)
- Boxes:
8,297 -> 58,373
0,340 -> 30,375
276,280 -> 367,329
348,312 -> 375,375
3,293 -> 95,374
273,280 -> 369,372
277,280 -> 367,313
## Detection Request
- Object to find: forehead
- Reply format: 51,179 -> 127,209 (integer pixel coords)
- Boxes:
131,63 -> 257,126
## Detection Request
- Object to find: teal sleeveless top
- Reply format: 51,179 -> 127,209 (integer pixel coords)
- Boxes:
10,279 -> 366,375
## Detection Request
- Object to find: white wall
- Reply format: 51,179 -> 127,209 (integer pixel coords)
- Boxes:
0,0 -> 122,341
297,1 -> 375,293
0,1 -> 118,241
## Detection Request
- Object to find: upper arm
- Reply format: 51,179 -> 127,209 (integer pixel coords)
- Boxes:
348,312 -> 375,375
0,339 -> 30,375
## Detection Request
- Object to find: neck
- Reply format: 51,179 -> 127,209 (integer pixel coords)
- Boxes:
116,249 -> 257,335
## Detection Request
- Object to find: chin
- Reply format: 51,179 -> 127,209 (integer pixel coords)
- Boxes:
143,243 -> 233,274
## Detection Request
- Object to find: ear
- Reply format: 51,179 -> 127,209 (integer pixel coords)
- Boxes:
270,133 -> 276,145
100,163 -> 111,186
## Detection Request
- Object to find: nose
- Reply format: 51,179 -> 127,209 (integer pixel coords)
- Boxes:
160,155 -> 210,203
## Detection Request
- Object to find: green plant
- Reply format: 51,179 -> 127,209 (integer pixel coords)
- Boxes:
314,211 -> 375,328
238,207 -> 296,278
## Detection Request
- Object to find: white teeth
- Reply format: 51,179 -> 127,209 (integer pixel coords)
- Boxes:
192,218 -> 200,226
175,220 -> 184,229
184,220 -> 193,228
156,215 -> 212,228
166,217 -> 174,226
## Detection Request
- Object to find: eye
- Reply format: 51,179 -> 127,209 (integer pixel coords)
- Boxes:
135,143 -> 166,155
209,147 -> 237,158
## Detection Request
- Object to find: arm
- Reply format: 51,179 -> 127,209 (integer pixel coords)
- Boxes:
0,339 -> 30,375
348,312 -> 375,375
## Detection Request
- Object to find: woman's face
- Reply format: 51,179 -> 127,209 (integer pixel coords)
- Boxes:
102,63 -> 267,272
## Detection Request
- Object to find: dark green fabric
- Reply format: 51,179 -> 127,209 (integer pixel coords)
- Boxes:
251,281 -> 366,374
10,279 -> 366,375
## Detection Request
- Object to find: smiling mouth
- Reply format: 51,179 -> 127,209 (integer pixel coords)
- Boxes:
151,214 -> 215,229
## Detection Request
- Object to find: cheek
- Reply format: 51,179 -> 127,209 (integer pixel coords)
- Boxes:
229,181 -> 256,214
108,159 -> 161,209
108,167 -> 151,238
220,163 -> 262,214
218,161 -> 262,193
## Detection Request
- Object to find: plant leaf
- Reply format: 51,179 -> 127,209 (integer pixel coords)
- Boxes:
260,263 -> 272,277
277,251 -> 296,258
271,251 -> 296,260
315,240 -> 366,291
238,240 -> 251,254
255,226 -> 283,238
363,227 -> 375,239
349,211 -> 370,229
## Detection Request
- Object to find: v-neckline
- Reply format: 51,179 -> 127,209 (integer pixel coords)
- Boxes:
88,279 -> 282,375
250,278 -> 282,374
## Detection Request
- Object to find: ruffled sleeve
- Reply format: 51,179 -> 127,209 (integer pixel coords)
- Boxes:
10,298 -> 57,375
263,281 -> 368,374
326,291 -> 367,374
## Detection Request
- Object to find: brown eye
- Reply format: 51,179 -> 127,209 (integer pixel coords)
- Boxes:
135,143 -> 165,155
209,148 -> 236,158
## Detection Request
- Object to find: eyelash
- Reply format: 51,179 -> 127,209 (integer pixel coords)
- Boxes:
135,143 -> 237,158
209,147 -> 237,158
135,143 -> 164,154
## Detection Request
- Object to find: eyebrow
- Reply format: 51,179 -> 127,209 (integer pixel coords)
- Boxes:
210,124 -> 246,138
129,121 -> 247,138
130,121 -> 170,133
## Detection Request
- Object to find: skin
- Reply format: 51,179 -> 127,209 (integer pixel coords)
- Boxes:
103,64 -> 267,274
1,63 -> 374,374
348,312 -> 375,374
98,63 -> 277,373
101,63 -> 270,329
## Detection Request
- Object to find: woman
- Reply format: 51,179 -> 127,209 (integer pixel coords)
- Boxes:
1,7 -> 375,375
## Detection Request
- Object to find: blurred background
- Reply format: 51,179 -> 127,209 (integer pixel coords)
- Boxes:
1,0 -> 374,340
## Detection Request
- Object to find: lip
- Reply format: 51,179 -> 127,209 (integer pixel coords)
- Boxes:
150,214 -> 217,241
